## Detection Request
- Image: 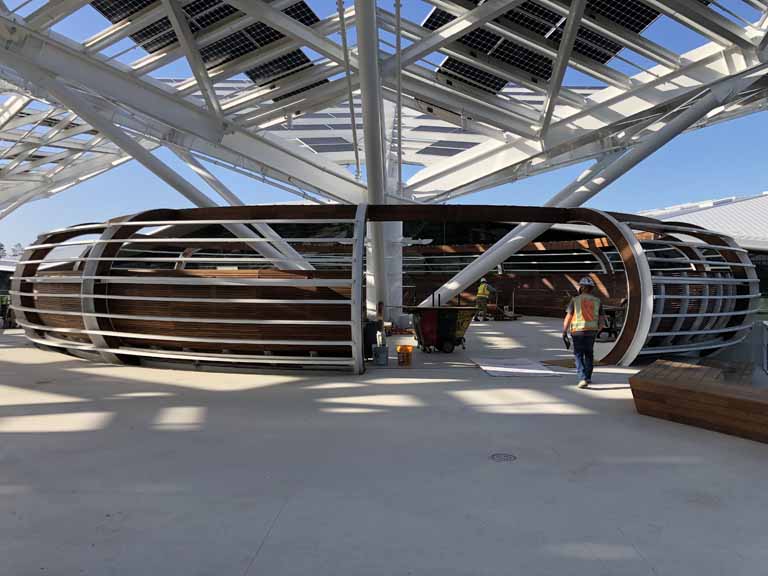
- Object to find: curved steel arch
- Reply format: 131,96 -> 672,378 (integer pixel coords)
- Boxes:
12,204 -> 754,371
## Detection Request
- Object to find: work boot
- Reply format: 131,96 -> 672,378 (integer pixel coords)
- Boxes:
577,380 -> 589,389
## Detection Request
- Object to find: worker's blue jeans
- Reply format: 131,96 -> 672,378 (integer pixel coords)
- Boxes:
572,332 -> 596,382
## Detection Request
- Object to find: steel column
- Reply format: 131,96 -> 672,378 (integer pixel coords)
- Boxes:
355,0 -> 388,317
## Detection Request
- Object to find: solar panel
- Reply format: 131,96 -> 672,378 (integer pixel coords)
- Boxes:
491,39 -> 553,79
585,0 -> 660,34
298,136 -> 354,153
504,1 -> 561,36
419,0 -> 683,95
416,140 -> 478,156
274,77 -> 329,102
440,59 -> 509,93
90,0 -> 155,23
246,52 -> 311,84
91,1 -> 326,102
412,125 -> 464,133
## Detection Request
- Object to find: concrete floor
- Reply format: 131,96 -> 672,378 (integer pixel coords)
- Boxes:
1,320 -> 767,575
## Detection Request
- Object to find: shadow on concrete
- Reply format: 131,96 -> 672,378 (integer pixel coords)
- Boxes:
0,326 -> 767,575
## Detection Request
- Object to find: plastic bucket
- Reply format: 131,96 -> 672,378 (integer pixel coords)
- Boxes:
396,345 -> 414,367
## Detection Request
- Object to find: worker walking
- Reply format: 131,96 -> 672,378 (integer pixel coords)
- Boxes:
563,277 -> 605,389
475,278 -> 495,321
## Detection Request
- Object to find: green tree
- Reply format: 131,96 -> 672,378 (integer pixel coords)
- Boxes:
0,243 -> 5,259
11,243 -> 23,258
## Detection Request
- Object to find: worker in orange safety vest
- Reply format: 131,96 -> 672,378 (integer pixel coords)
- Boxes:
563,277 -> 605,389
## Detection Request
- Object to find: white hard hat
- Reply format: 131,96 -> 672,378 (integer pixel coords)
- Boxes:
579,276 -> 595,287
480,278 -> 488,283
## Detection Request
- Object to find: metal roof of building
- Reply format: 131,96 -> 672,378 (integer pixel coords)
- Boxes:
642,192 -> 768,251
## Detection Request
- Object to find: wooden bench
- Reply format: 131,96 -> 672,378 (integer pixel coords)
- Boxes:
629,359 -> 768,443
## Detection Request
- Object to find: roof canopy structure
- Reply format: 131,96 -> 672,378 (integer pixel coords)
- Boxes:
0,0 -> 766,309
0,0 -> 764,214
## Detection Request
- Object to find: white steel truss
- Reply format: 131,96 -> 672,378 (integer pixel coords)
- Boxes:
0,0 -> 764,316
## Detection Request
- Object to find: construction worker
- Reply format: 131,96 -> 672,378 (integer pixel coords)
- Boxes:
475,278 -> 495,321
563,277 -> 605,389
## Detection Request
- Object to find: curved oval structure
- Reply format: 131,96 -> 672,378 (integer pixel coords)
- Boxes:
11,205 -> 759,372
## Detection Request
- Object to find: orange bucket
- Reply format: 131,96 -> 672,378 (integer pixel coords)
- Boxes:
396,345 -> 414,367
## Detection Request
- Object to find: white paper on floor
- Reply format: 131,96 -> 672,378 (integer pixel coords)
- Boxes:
472,357 -> 569,377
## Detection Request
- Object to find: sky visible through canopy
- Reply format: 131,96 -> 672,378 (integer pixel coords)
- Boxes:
0,0 -> 766,248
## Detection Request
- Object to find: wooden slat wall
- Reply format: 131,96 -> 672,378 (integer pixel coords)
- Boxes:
404,273 -> 628,317
14,204 -> 756,371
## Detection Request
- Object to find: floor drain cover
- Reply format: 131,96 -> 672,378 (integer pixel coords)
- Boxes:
490,453 -> 517,462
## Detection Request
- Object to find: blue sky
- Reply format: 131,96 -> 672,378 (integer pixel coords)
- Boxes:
1,0 -> 766,249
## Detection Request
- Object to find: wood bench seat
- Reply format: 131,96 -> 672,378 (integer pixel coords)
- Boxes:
629,359 -> 768,443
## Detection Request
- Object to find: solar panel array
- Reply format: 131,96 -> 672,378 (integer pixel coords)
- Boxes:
90,0 -> 326,99
421,0 -> 703,94
298,136 -> 355,154
416,140 -> 479,157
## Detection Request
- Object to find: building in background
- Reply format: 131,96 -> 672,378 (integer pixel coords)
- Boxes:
643,192 -> 768,315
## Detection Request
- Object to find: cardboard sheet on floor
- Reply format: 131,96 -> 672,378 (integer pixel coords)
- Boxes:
472,357 -> 568,377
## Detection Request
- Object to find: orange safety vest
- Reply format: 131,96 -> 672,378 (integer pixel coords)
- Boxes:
477,283 -> 490,299
570,294 -> 601,333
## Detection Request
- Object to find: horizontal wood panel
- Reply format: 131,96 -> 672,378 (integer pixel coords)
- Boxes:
106,301 -> 351,321
119,339 -> 351,355
37,313 -> 84,329
107,284 -> 351,301
109,319 -> 351,341
634,397 -> 768,444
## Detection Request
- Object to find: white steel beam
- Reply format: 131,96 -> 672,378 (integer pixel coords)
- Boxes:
540,0 -> 586,137
222,62 -> 340,115
85,0 -> 198,54
28,72 -> 307,271
0,130 -> 114,152
0,16 -> 367,204
420,142 -> 614,203
337,0 -> 362,180
2,108 -> 62,132
25,0 -> 91,30
354,0 -> 388,314
377,9 -> 586,107
0,151 -> 133,218
381,0 -> 526,75
1,110 -> 76,174
172,147 -> 313,269
420,79 -> 755,308
5,147 -> 82,176
245,59 -> 541,139
425,0 -> 633,89
226,0 -> 354,67
407,41 -> 765,196
139,4 -> 353,83
534,0 -> 681,69
643,0 -> 757,49
0,94 -> 29,129
161,0 -> 222,117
